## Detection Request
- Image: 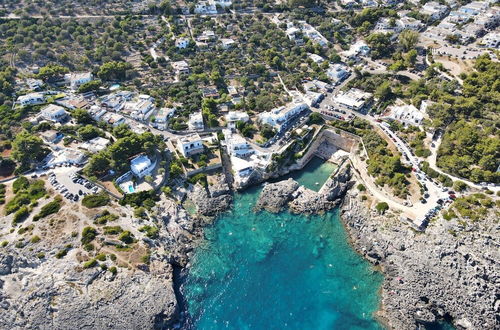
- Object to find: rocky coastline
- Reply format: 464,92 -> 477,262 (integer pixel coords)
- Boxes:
2,162 -> 497,330
254,164 -> 352,215
340,189 -> 499,330
0,194 -> 211,329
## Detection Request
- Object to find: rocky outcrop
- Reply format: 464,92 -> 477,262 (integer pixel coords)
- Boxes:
0,192 -> 205,330
289,165 -> 351,214
340,190 -> 500,330
0,250 -> 178,330
254,164 -> 352,215
254,178 -> 299,213
188,174 -> 233,217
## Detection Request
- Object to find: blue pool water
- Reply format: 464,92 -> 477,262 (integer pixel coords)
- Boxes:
128,185 -> 135,193
182,160 -> 383,329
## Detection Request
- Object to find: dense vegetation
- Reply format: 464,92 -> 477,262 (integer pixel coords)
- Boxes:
84,130 -> 161,178
331,119 -> 410,198
431,55 -> 499,183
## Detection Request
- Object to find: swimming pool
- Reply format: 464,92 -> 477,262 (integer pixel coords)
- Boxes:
128,184 -> 135,193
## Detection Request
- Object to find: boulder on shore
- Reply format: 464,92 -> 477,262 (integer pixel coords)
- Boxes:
254,178 -> 299,213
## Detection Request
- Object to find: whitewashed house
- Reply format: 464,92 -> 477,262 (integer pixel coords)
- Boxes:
177,134 -> 204,157
224,130 -> 254,157
259,99 -> 308,132
41,104 -> 68,123
188,112 -> 204,131
17,92 -> 45,107
225,111 -> 249,130
130,154 -> 155,178
66,72 -> 93,90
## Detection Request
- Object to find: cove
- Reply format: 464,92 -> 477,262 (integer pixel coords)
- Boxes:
182,161 -> 383,329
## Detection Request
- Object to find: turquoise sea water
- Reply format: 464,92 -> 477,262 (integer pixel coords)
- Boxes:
283,156 -> 338,192
182,160 -> 383,330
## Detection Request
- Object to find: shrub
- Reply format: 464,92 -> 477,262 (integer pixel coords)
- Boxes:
375,202 -> 389,214
36,252 -> 45,259
82,193 -> 110,208
103,226 -> 123,235
357,184 -> 366,192
55,249 -> 68,259
139,225 -> 159,239
109,266 -> 118,275
109,254 -> 117,261
361,195 -> 368,201
1,241 -> 8,247
30,235 -> 41,243
35,199 -> 61,220
13,176 -> 29,193
118,231 -> 134,244
83,243 -> 94,251
81,227 -> 98,244
96,253 -> 107,261
13,206 -> 30,224
83,259 -> 98,269
141,253 -> 151,264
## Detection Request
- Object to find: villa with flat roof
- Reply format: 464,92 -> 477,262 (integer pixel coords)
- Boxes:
130,154 -> 155,178
177,134 -> 204,157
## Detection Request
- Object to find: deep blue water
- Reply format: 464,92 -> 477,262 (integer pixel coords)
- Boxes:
182,160 -> 383,330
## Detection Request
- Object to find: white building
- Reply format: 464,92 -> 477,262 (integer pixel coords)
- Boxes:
301,22 -> 329,47
177,134 -> 204,157
225,111 -> 249,130
171,60 -> 190,78
333,89 -> 372,111
303,91 -> 324,107
304,80 -> 332,93
17,92 -> 45,107
343,40 -> 371,58
175,38 -> 190,49
41,104 -> 68,123
153,107 -> 176,130
213,0 -> 232,7
309,53 -> 325,64
421,2 -> 449,20
80,136 -> 111,153
258,99 -> 308,132
127,95 -> 156,120
480,31 -> 500,48
26,78 -> 43,91
101,112 -> 126,127
130,154 -> 155,178
326,63 -> 350,84
66,72 -> 93,90
398,17 -> 424,31
194,1 -> 217,14
386,103 -> 425,126
188,112 -> 204,131
220,38 -> 236,49
224,129 -> 254,157
80,136 -> 110,153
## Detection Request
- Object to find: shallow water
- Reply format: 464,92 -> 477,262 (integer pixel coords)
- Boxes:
183,160 -> 382,330
282,156 -> 338,191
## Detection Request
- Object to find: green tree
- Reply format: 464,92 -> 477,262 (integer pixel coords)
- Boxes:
72,109 -> 93,125
398,30 -> 419,52
375,202 -> 389,214
78,125 -> 102,141
77,80 -> 102,93
37,64 -> 69,82
11,131 -> 48,166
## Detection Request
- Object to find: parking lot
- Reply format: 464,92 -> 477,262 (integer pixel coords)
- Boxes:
38,165 -> 100,202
